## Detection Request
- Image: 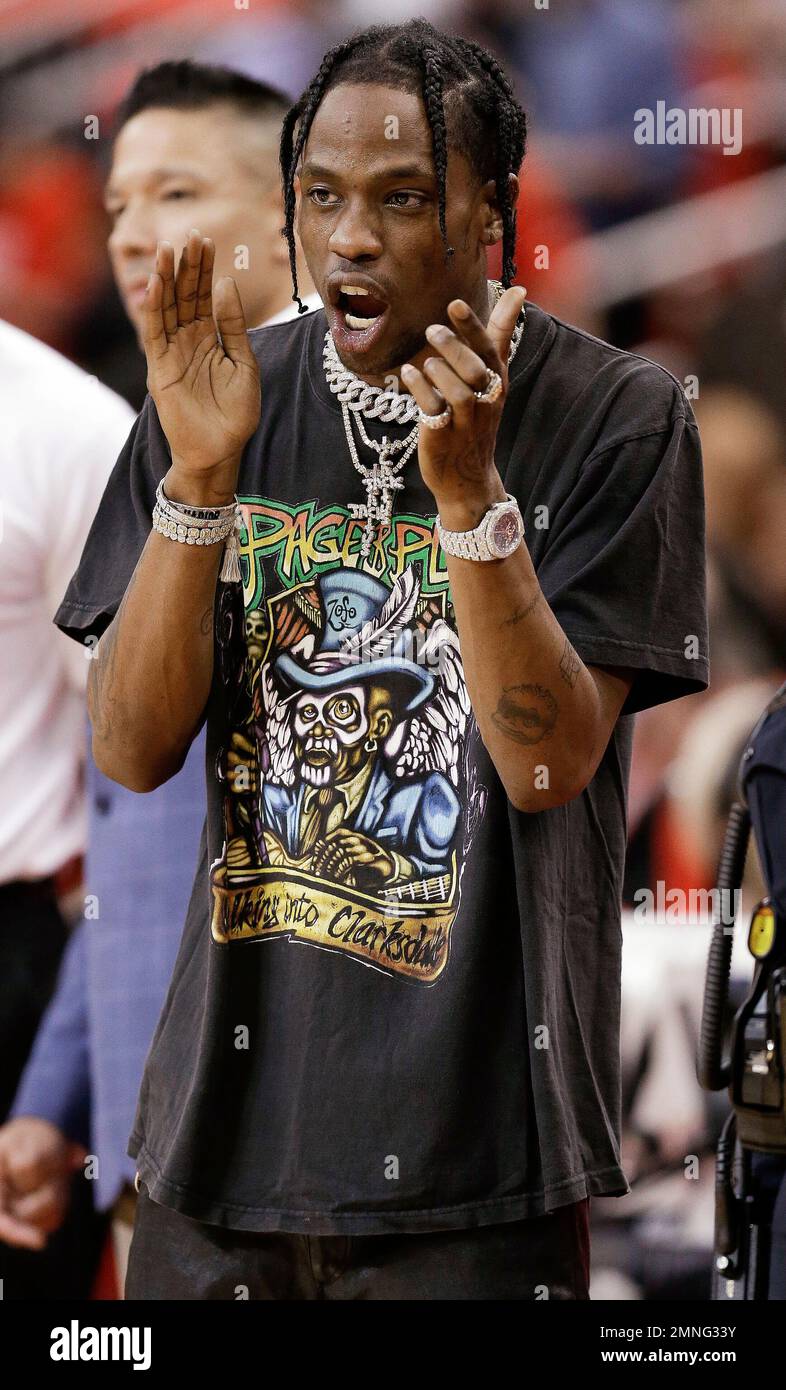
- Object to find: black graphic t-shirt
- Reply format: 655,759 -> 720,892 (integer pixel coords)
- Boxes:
55,300 -> 708,1234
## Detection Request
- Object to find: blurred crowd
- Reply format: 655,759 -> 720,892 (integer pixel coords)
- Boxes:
1,0 -> 785,1300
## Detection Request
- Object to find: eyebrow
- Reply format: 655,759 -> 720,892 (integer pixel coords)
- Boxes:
104,167 -> 202,199
300,160 -> 434,182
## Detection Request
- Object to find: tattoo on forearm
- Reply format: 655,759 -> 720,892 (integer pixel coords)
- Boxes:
200,605 -> 214,637
87,565 -> 140,743
491,683 -> 558,746
500,590 -> 542,628
88,613 -> 122,744
559,637 -> 581,688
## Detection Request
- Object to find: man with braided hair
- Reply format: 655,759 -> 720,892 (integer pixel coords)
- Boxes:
55,19 -> 708,1298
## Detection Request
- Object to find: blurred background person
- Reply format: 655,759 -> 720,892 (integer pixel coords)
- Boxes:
0,319 -> 135,1298
0,59 -> 319,1300
469,0 -> 689,231
105,60 -> 318,389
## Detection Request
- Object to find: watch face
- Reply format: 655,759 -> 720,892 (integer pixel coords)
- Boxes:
489,505 -> 522,557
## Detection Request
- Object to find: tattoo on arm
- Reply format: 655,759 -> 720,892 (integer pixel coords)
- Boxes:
88,544 -> 217,750
559,637 -> 581,688
87,610 -> 123,744
87,562 -> 146,743
491,683 -> 558,746
500,589 -> 542,628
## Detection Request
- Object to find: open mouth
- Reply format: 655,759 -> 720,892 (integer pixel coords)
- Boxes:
306,750 -> 332,766
329,281 -> 390,353
338,287 -> 388,328
304,734 -> 338,766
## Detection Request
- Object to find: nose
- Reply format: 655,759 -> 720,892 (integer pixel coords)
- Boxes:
108,202 -> 157,263
327,195 -> 383,261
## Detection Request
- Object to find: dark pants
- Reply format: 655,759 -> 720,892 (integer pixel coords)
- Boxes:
0,876 -> 107,1298
0,876 -> 67,1119
126,1184 -> 590,1300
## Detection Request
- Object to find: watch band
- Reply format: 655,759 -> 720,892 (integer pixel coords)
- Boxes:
436,494 -> 524,561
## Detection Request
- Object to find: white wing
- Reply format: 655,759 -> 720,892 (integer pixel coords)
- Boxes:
393,621 -> 470,787
260,664 -> 296,787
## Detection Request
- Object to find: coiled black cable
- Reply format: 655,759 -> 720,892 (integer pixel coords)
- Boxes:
698,800 -> 750,1091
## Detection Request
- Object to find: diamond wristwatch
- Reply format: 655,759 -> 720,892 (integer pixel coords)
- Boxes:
436,493 -> 525,562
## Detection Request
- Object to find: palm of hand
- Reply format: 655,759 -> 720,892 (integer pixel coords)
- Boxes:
142,231 -> 261,472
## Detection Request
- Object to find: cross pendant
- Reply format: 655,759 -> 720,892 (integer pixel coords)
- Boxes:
349,442 -> 404,558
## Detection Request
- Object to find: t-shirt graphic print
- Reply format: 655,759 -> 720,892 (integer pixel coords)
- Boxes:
210,497 -> 486,984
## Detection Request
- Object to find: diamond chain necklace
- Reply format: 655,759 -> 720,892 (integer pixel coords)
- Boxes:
325,280 -> 525,558
340,411 -> 420,558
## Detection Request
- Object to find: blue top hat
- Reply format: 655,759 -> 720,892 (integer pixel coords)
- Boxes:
275,570 -> 435,715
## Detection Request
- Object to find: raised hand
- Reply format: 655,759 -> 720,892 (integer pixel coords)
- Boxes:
401,286 -> 527,525
141,229 -> 261,482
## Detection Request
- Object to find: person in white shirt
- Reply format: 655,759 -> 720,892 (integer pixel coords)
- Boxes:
0,318 -> 135,1139
0,60 -> 321,1299
0,321 -> 136,896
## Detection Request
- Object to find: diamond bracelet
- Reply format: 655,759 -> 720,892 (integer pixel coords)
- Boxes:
152,478 -> 238,546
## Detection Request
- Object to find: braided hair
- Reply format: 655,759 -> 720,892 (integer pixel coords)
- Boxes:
279,19 -> 527,313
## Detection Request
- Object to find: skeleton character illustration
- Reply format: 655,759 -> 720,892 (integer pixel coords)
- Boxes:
259,568 -> 465,894
212,550 -> 485,980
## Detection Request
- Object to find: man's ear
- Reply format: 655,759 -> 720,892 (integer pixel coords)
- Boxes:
264,188 -> 289,267
481,173 -> 520,245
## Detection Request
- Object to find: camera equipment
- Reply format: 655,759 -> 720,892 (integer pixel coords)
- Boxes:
699,680 -> 786,1299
